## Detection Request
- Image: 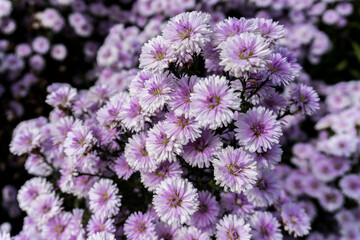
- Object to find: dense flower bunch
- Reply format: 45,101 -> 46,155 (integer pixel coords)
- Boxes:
6,12 -> 322,239
276,80 -> 360,239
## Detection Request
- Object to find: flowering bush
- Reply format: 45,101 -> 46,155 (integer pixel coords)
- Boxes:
6,12 -> 324,239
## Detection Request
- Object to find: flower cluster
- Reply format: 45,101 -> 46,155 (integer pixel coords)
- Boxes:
6,12 -> 323,239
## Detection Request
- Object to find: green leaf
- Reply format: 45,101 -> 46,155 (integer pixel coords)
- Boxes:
335,60 -> 347,71
351,41 -> 360,64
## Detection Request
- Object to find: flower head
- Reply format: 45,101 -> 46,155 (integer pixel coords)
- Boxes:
124,212 -> 157,240
88,179 -> 121,218
190,75 -> 239,129
219,32 -> 271,77
235,106 -> 282,153
281,203 -> 311,237
250,211 -> 282,240
212,146 -> 258,192
153,177 -> 199,225
215,214 -> 251,240
162,11 -> 211,57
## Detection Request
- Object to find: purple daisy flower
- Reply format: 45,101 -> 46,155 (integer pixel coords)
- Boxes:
153,177 -> 199,225
339,174 -> 360,200
212,146 -> 258,193
190,190 -> 220,230
264,53 -> 295,86
182,130 -> 222,168
281,203 -> 311,237
146,122 -> 183,163
221,192 -> 254,216
139,73 -> 174,114
235,106 -> 282,153
164,112 -> 201,145
123,212 -> 157,240
250,211 -> 282,240
141,161 -> 183,191
129,71 -> 154,97
246,170 -> 280,207
28,193 -> 63,224
215,214 -> 251,240
162,11 -> 211,57
190,75 -> 239,130
255,18 -> 285,42
63,124 -> 95,158
46,84 -> 77,109
175,226 -> 210,240
251,143 -> 282,170
219,32 -> 271,78
212,17 -> 256,48
10,127 -> 42,156
318,188 -> 344,212
111,154 -> 135,180
139,35 -> 176,73
17,178 -> 53,212
88,179 -> 121,218
155,222 -> 179,240
86,215 -> 115,236
169,75 -> 198,118
119,96 -> 151,132
288,84 -> 320,116
125,132 -> 158,173
42,212 -> 72,240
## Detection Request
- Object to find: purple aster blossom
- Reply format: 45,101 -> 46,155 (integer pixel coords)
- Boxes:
190,75 -> 239,129
251,143 -> 282,170
162,11 -> 211,57
246,170 -> 280,207
96,45 -> 118,67
119,96 -> 151,132
212,146 -> 258,193
46,84 -> 77,109
87,214 -> 115,236
341,224 -> 360,240
51,116 -> 79,144
28,193 -> 63,224
129,71 -> 154,97
219,32 -> 271,78
139,35 -> 176,73
250,211 -> 282,240
212,17 -> 256,48
87,232 -> 115,240
255,18 -> 285,42
17,177 -> 53,212
318,188 -> 344,212
88,179 -> 121,218
141,161 -> 183,191
260,90 -> 287,114
51,44 -> 67,61
139,73 -> 174,114
123,212 -> 157,240
96,92 -> 129,129
155,222 -> 179,240
175,226 -> 210,240
190,190 -> 219,230
339,174 -> 360,200
311,159 -> 338,182
15,43 -> 32,58
64,124 -> 95,158
288,84 -> 320,115
215,214 -> 251,240
182,130 -> 222,168
10,127 -> 42,156
326,134 -> 357,157
25,154 -> 52,177
146,122 -> 183,163
0,0 -> 11,18
264,53 -> 295,86
32,36 -> 50,54
281,203 -> 311,237
303,175 -> 326,199
169,75 -> 198,118
42,212 -> 72,240
111,155 -> 135,180
153,177 -> 199,225
125,132 -> 158,173
235,106 -> 282,153
164,112 -> 201,145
